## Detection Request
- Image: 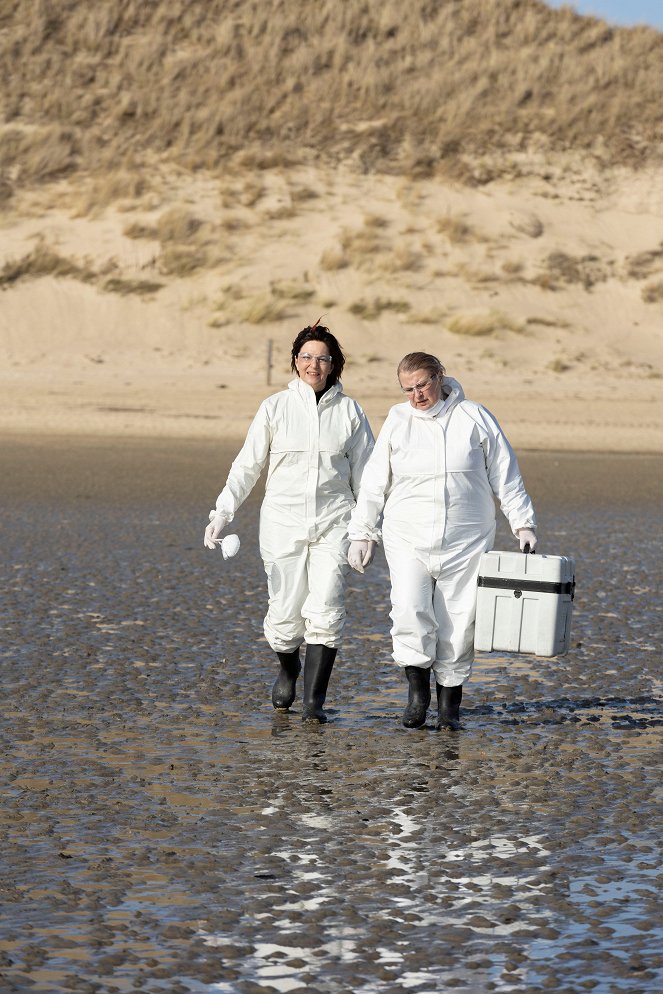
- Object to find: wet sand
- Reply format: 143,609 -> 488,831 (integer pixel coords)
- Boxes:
3,434 -> 663,506
1,436 -> 662,993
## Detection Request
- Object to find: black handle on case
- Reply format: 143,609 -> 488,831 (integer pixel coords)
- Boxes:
523,542 -> 535,555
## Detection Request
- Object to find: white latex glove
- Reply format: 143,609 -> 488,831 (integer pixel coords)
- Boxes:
517,528 -> 537,553
348,539 -> 376,574
204,511 -> 229,550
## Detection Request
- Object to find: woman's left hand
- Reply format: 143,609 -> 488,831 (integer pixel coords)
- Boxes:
348,539 -> 376,573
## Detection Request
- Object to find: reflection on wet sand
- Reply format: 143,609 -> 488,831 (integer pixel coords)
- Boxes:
1,445 -> 662,992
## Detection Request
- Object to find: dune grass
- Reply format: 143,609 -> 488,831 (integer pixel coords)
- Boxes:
0,241 -> 96,287
446,309 -> 525,337
3,1 -> 663,196
235,293 -> 291,324
436,214 -> 476,244
642,280 -> 663,303
625,244 -> 663,280
102,276 -> 164,295
0,239 -> 168,296
349,297 -> 411,320
533,252 -> 613,291
407,307 -> 448,325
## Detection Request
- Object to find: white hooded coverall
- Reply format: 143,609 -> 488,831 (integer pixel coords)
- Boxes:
348,377 -> 536,686
214,378 -> 374,653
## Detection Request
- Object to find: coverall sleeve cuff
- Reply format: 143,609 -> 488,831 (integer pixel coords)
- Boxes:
512,521 -> 536,537
348,528 -> 382,543
211,504 -> 235,524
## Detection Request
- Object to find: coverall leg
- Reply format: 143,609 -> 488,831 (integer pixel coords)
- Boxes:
303,521 -> 350,648
385,531 -> 492,686
261,528 -> 308,653
385,539 -> 438,669
261,517 -> 350,653
431,543 -> 487,686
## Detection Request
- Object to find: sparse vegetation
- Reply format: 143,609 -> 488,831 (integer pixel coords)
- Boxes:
156,207 -> 204,244
290,185 -> 319,203
270,282 -> 315,303
0,241 -> 96,287
502,259 -> 525,277
319,247 -> 348,271
340,223 -> 385,261
527,315 -> 571,329
157,245 -> 210,277
642,279 -> 663,303
0,239 -> 166,297
123,221 -> 158,240
240,178 -> 265,207
533,252 -> 613,291
263,205 -> 297,221
380,243 -> 422,273
447,309 -> 525,337
547,357 -> 572,373
363,214 -> 389,230
437,214 -> 475,243
0,175 -> 13,204
349,297 -> 411,320
625,244 -> 663,280
75,171 -> 149,217
324,217 -> 392,272
210,282 -> 310,324
236,292 -> 291,324
455,264 -> 499,285
150,206 -> 219,275
407,307 -> 447,325
102,277 -> 164,295
219,214 -> 247,232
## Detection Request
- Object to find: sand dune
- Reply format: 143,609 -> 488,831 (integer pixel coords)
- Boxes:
1,158 -> 662,452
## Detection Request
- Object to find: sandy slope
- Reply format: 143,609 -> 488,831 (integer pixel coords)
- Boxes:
1,159 -> 662,452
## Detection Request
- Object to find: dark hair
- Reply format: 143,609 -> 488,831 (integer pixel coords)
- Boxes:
291,322 -> 345,385
397,352 -> 445,380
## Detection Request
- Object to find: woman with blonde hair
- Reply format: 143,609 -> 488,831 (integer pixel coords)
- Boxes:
348,352 -> 536,731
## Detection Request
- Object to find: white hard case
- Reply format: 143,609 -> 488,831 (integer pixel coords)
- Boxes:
474,551 -> 575,657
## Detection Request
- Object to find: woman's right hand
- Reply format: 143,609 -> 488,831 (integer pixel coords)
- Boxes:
348,539 -> 375,573
204,511 -> 229,550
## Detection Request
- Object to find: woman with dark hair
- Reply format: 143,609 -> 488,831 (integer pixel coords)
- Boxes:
348,352 -> 536,731
204,322 -> 374,722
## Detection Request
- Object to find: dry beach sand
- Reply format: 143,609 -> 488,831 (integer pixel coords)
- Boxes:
2,159 -> 663,453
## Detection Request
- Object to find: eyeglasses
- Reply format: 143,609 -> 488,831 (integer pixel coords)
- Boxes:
400,375 -> 437,395
297,353 -> 333,365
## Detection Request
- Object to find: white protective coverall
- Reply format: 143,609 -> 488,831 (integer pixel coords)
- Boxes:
213,378 -> 374,652
348,377 -> 535,686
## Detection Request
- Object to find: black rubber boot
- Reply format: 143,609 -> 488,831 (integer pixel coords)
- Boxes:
301,644 -> 337,723
402,666 -> 431,728
271,649 -> 301,710
436,683 -> 463,731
